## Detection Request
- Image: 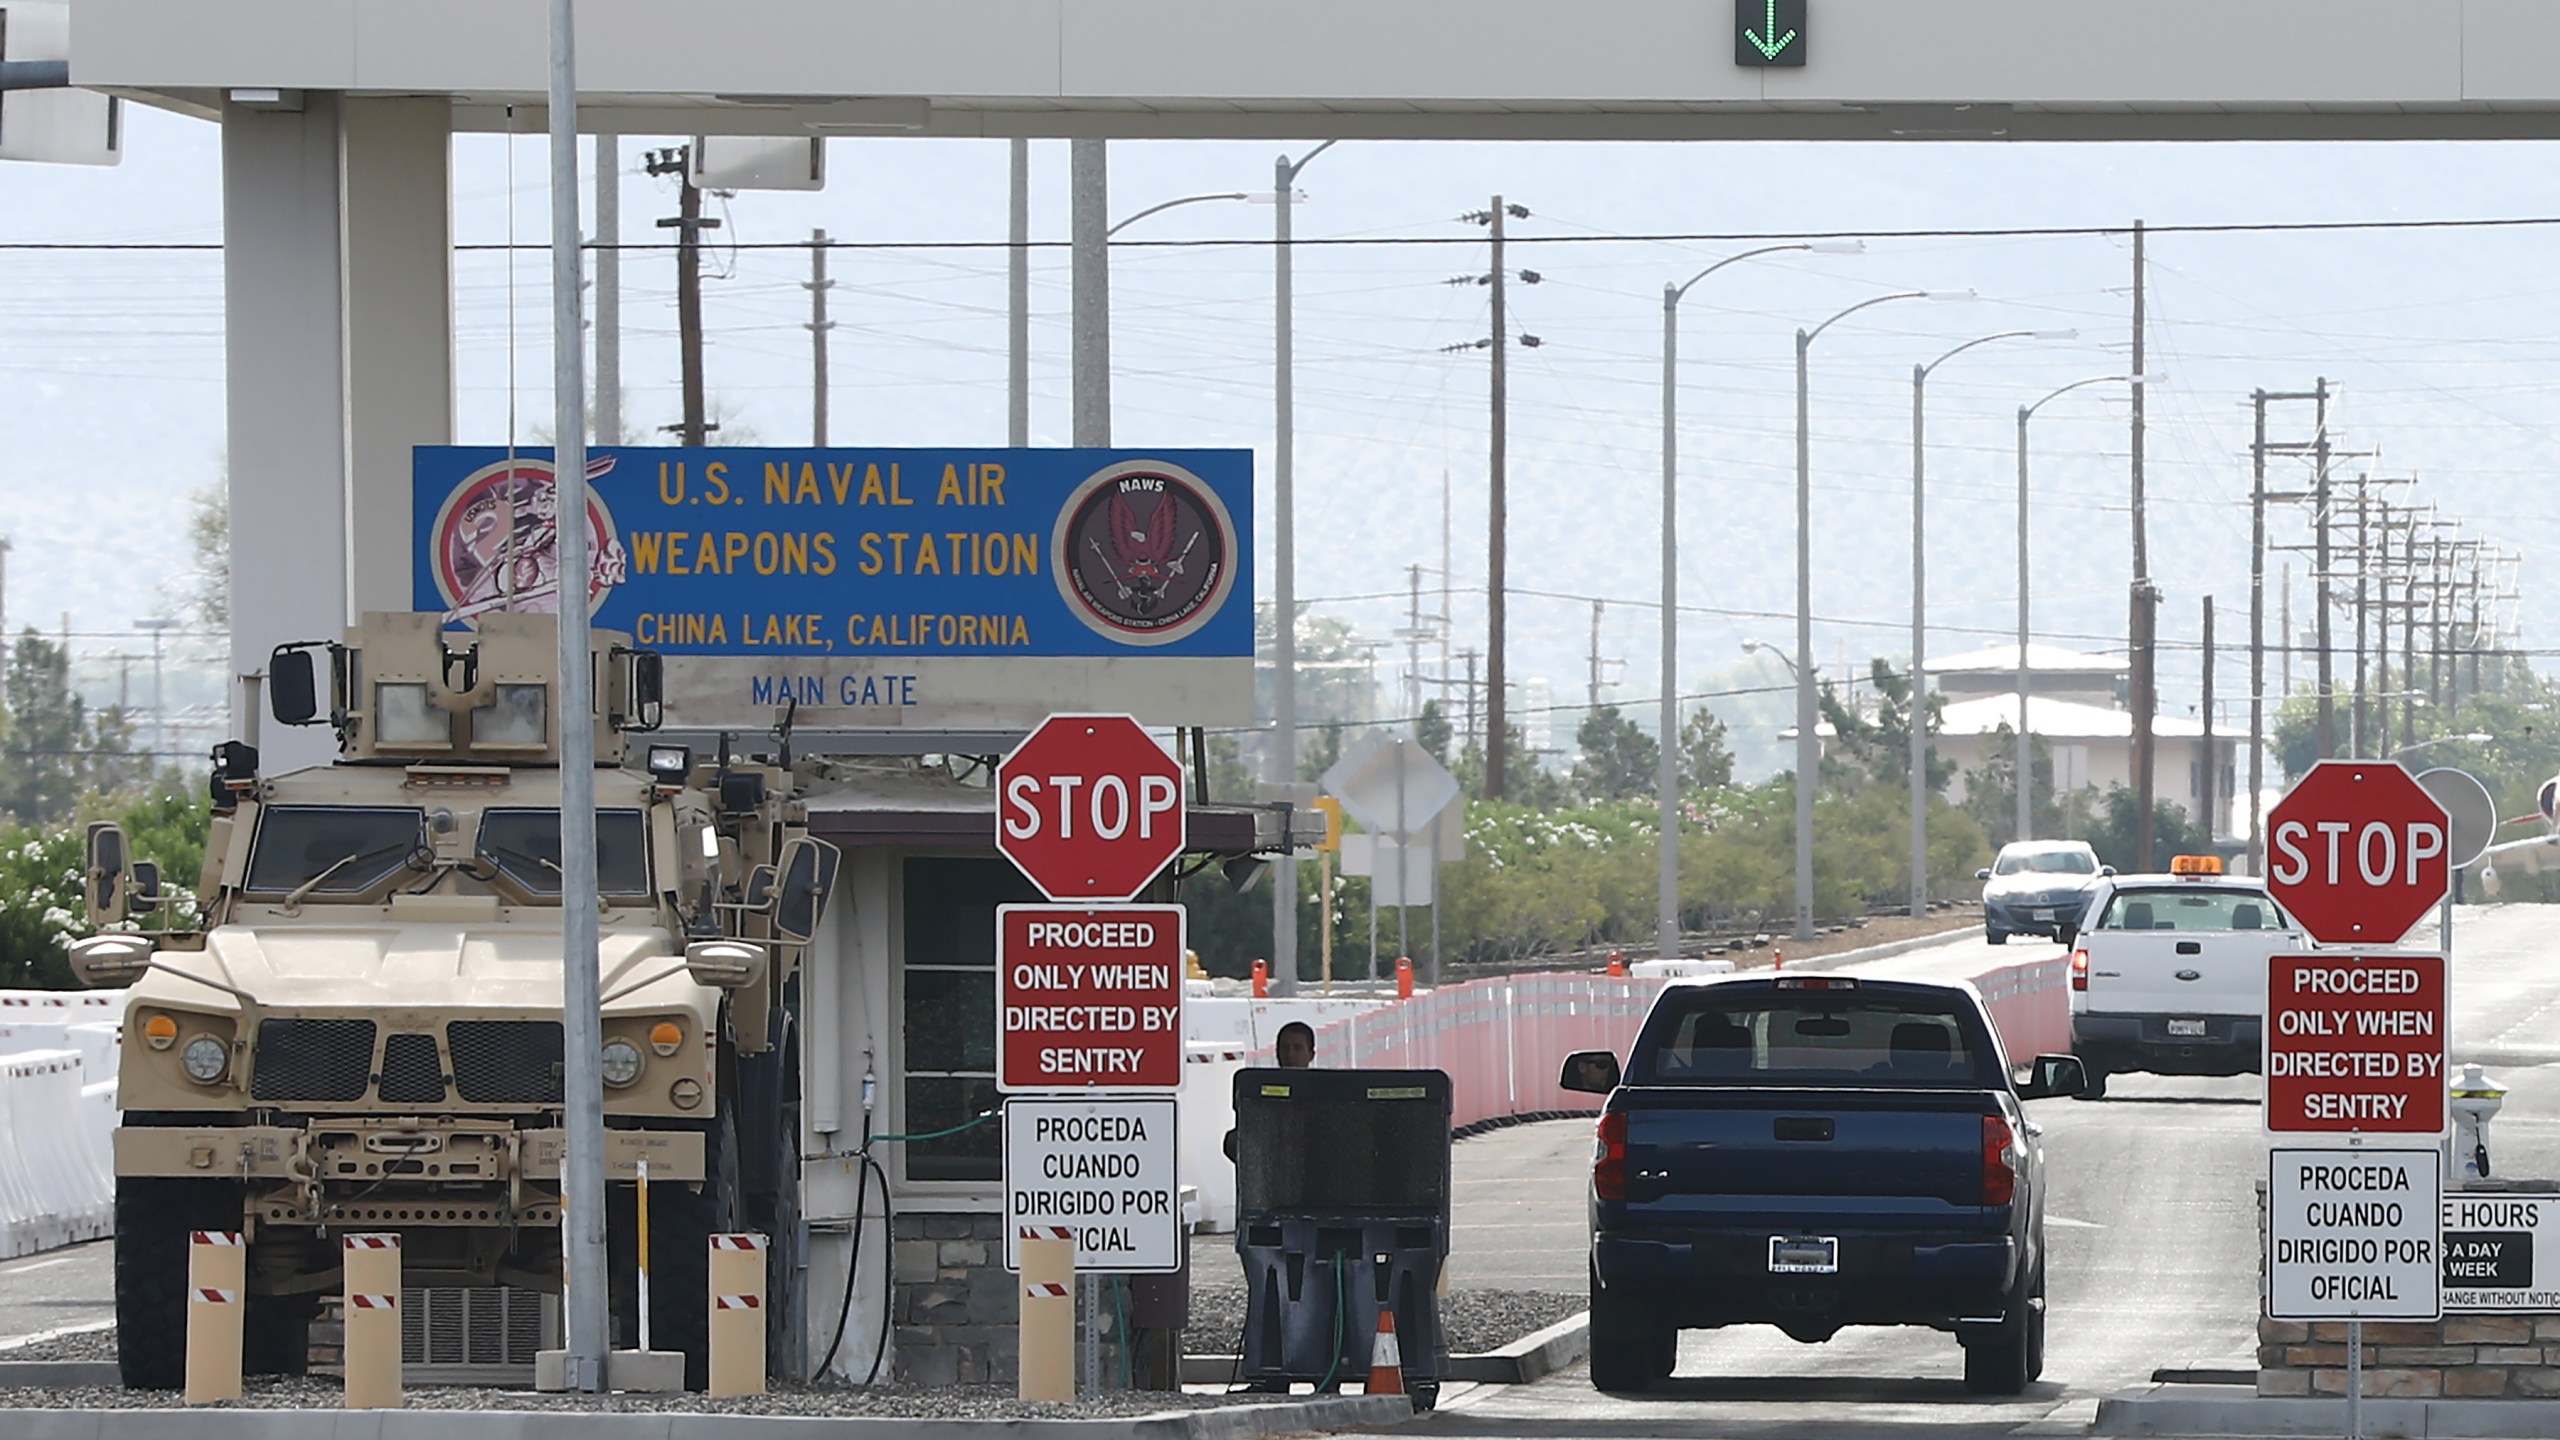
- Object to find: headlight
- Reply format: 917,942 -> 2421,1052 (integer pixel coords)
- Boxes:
180,1035 -> 229,1084
601,1039 -> 643,1088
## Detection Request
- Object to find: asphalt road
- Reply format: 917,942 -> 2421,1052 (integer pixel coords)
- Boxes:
0,1240 -> 110,1349
1419,902 -> 2560,1439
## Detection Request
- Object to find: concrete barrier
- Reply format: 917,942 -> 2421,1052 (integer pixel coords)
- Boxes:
0,992 -> 123,1260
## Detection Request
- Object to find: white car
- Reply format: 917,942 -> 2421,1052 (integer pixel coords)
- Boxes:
2066,860 -> 2307,1099
1977,840 -> 2108,945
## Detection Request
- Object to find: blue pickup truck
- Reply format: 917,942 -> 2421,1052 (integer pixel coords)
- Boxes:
1559,974 -> 2085,1395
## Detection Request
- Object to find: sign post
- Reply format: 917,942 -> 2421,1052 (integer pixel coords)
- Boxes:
2260,761 -> 2457,1440
995,711 -> 1188,1399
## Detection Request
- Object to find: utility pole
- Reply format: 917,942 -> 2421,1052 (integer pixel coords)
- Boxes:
2311,379 -> 2335,760
2402,521 -> 2421,751
2200,596 -> 2217,842
1009,139 -> 1030,447
1462,648 -> 1481,758
1486,197 -> 1510,799
1403,565 -> 1430,721
806,229 -> 836,446
2129,219 -> 2159,872
1587,601 -> 1605,712
2350,478 -> 2370,758
2248,391 -> 2267,875
2281,566 -> 2293,699
644,147 -> 718,445
593,135 -> 622,445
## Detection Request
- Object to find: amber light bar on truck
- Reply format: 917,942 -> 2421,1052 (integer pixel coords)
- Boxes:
2170,855 -> 2223,876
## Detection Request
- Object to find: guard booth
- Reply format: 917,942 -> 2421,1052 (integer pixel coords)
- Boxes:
1231,1067 -> 1451,1409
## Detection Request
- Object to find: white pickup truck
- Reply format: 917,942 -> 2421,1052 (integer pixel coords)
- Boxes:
2066,862 -> 2308,1099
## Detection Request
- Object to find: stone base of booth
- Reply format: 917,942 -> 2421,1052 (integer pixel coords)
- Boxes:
2257,1315 -> 2560,1398
891,1212 -> 1128,1388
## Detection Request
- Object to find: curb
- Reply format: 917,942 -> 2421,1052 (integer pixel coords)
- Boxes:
2095,1383 -> 2560,1438
1789,928 -> 2008,973
0,1395 -> 1415,1440
1182,1311 -> 1587,1389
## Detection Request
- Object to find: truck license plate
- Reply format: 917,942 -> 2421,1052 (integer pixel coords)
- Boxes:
1768,1236 -> 1838,1274
2167,1018 -> 2207,1037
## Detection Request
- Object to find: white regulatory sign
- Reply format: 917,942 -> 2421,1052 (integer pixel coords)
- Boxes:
2268,1146 -> 2442,1321
1002,1096 -> 1180,1274
2445,1193 -> 2560,1311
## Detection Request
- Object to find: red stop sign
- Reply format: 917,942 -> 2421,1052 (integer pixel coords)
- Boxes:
996,714 -> 1186,901
2266,760 -> 2452,946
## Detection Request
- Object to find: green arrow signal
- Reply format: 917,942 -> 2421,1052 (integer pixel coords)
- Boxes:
1745,0 -> 1797,59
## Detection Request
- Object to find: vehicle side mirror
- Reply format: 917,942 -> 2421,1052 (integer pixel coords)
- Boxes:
684,939 -> 768,990
85,822 -> 129,927
129,861 -> 163,917
2100,865 -> 2116,877
772,837 -> 841,944
2055,921 -> 2078,950
1975,868 -> 1992,881
2016,1053 -> 2086,1100
1559,1049 -> 1621,1095
68,933 -> 152,988
269,645 -> 323,726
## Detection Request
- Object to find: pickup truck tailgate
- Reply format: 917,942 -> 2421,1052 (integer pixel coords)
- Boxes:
1619,1086 -> 1993,1213
2082,930 -> 2270,1014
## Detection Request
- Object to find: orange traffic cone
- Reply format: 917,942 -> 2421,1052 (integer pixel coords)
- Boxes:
1366,1304 -> 1405,1396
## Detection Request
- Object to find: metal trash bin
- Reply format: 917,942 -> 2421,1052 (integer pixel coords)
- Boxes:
1231,1067 -> 1450,1410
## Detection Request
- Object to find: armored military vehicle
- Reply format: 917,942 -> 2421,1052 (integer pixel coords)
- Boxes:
72,611 -> 837,1391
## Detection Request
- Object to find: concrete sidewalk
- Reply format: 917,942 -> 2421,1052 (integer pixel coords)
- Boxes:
2098,1383 -> 2560,1438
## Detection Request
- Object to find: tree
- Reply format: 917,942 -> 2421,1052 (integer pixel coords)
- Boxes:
3,632 -> 89,827
183,481 -> 229,631
1417,700 -> 1452,767
1454,724 -> 1567,810
2080,786 -> 2207,872
1960,723 -> 2064,851
1572,705 -> 1659,803
1679,707 -> 1734,792
1815,660 -> 1953,794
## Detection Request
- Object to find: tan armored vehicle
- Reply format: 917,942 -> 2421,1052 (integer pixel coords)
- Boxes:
73,611 -> 837,1391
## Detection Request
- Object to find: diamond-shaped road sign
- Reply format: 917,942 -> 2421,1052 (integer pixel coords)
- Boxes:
2265,760 -> 2452,947
1322,734 -> 1458,840
996,714 -> 1185,902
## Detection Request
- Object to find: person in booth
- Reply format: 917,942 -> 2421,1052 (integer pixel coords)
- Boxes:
1226,1021 -> 1316,1161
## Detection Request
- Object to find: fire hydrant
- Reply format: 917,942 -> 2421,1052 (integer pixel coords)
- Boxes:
2452,1063 -> 2507,1184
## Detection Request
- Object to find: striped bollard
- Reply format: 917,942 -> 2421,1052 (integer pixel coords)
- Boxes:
707,1233 -> 767,1398
342,1233 -> 402,1409
184,1230 -> 244,1404
1018,1227 -> 1074,1402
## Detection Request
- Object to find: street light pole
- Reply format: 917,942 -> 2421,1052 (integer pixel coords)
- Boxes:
1795,290 -> 1959,942
1909,329 -> 2072,916
1270,140 -> 1333,991
1658,240 -> 1859,961
2016,373 -> 2151,847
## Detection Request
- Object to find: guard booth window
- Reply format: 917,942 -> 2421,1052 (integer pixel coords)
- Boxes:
900,857 -> 1040,1181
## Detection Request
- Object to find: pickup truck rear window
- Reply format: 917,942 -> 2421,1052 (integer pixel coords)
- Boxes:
1635,990 -> 1994,1087
2093,886 -> 2282,932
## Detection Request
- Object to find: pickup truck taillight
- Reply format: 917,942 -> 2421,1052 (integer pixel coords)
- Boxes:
2070,948 -> 2090,992
1981,1115 -> 2019,1206
1593,1110 -> 1628,1202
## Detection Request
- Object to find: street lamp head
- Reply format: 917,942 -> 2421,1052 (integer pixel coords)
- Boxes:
1806,240 -> 1867,255
2030,329 -> 2081,341
1922,289 -> 1978,302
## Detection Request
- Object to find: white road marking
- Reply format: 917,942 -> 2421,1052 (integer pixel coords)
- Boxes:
0,1257 -> 71,1275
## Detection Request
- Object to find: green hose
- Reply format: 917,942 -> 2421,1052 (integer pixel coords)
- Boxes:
1316,1251 -> 1346,1394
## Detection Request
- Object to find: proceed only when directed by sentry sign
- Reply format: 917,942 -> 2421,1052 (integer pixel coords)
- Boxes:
1004,1096 -> 1179,1273
2268,1148 -> 2443,1321
2265,953 -> 2447,1135
997,904 -> 1184,1091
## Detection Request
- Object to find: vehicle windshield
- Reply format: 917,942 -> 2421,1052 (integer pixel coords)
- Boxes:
2095,886 -> 2282,932
475,809 -> 652,896
243,807 -> 427,895
1995,850 -> 2097,877
1634,989 -> 1994,1088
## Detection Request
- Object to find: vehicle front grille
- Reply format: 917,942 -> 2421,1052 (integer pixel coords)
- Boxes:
251,1018 -> 377,1102
448,1020 -> 564,1105
378,1032 -> 446,1105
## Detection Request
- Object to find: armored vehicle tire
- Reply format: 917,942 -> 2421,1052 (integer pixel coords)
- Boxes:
610,1102 -> 741,1391
114,1176 -> 245,1390
244,1292 -> 320,1376
736,1009 -> 803,1374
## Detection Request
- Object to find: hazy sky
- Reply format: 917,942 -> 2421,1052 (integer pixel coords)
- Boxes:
3,102 -> 2554,769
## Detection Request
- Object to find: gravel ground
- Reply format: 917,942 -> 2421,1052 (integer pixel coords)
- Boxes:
0,1326 -> 113,1363
0,1378 -> 1274,1415
1182,1283 -> 1581,1359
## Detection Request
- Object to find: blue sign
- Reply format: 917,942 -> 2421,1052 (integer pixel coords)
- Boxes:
412,447 -> 1253,660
